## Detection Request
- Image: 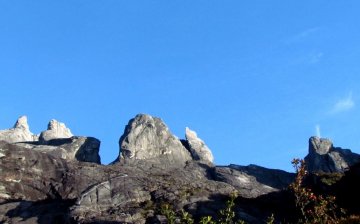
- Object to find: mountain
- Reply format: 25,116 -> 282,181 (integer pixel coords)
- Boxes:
0,114 -> 359,223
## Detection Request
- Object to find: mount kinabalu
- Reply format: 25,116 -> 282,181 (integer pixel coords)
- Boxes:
1,114 -> 360,223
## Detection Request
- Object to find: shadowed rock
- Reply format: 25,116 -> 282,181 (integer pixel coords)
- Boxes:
16,136 -> 101,164
305,136 -> 360,173
0,141 -> 237,223
214,164 -> 295,198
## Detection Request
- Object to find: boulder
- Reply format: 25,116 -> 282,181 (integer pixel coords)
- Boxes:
184,127 -> 214,163
305,136 -> 360,173
115,114 -> 192,165
0,116 -> 38,143
39,119 -> 73,143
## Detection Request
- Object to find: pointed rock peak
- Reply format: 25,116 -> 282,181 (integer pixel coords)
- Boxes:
185,127 -> 197,139
39,119 -> 73,143
13,115 -> 29,130
116,114 -> 192,164
185,127 -> 214,163
47,119 -> 73,134
309,136 -> 333,155
0,116 -> 37,143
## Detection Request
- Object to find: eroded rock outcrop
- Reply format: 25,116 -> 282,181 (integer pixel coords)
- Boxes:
17,137 -> 101,164
0,116 -> 38,143
184,127 -> 214,163
0,116 -> 100,164
305,136 -> 360,173
115,114 -> 192,165
39,119 -> 73,143
214,164 -> 295,198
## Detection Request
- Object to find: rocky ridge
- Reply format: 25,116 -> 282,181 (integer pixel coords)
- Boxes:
1,114 -> 360,223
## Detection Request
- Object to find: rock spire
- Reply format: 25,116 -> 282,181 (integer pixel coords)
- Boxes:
116,114 -> 192,165
39,119 -> 73,143
0,116 -> 38,143
185,127 -> 214,163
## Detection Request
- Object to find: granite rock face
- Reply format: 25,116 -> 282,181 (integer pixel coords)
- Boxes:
3,114 -> 360,223
305,136 -> 360,173
214,164 -> 295,198
184,127 -> 214,163
39,119 -> 73,143
0,141 -> 241,223
17,136 -> 101,164
116,114 -> 192,165
0,116 -> 38,143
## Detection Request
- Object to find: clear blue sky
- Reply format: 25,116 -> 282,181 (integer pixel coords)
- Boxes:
1,1 -> 360,171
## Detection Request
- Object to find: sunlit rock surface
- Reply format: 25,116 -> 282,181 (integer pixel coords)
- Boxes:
39,119 -> 73,143
184,127 -> 214,163
0,116 -> 38,143
114,114 -> 192,166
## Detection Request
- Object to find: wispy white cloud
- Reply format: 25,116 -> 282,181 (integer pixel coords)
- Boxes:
285,27 -> 320,44
296,27 -> 319,39
315,124 -> 321,138
309,52 -> 323,64
331,92 -> 355,114
290,51 -> 324,65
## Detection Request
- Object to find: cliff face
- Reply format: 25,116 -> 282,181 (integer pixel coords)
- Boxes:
0,114 -> 359,223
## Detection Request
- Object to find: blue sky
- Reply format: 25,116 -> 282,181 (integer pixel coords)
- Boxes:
1,1 -> 360,171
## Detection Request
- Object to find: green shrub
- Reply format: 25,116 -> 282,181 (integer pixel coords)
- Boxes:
199,216 -> 216,224
266,214 -> 275,224
218,192 -> 239,224
181,209 -> 194,224
160,203 -> 177,224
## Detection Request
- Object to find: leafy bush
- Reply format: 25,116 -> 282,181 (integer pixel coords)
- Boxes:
160,203 -> 177,224
290,158 -> 344,224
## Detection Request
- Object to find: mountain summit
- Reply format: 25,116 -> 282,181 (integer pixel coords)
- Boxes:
1,114 -> 360,223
